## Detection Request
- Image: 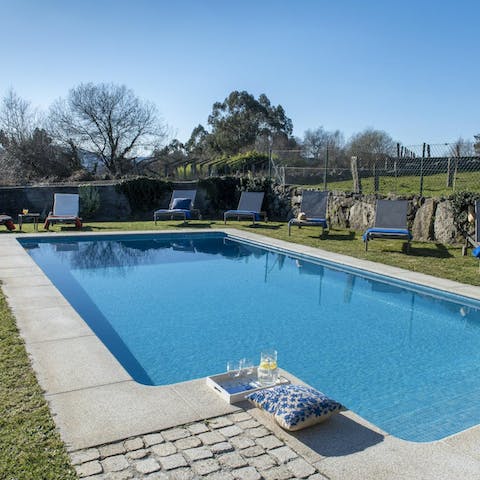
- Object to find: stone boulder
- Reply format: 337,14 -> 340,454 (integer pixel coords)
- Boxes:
328,194 -> 354,228
412,198 -> 436,241
434,201 -> 458,244
348,200 -> 375,231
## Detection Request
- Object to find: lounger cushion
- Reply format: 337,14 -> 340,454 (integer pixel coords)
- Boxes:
225,210 -> 261,221
171,198 -> 191,210
362,228 -> 412,242
290,218 -> 328,227
155,209 -> 192,219
247,385 -> 341,431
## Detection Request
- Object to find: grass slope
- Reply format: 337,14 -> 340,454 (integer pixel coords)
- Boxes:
308,171 -> 479,196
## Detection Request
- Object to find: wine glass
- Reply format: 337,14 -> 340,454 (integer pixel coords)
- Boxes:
241,358 -> 255,376
227,360 -> 240,378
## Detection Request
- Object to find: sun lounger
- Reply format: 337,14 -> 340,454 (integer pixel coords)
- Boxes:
0,214 -> 16,231
363,199 -> 412,251
288,190 -> 328,236
154,190 -> 197,224
44,193 -> 82,230
224,192 -> 266,225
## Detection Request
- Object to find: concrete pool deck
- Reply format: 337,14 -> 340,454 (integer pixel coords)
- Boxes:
1,229 -> 480,479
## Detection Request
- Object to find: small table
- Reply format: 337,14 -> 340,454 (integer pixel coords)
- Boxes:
18,213 -> 40,232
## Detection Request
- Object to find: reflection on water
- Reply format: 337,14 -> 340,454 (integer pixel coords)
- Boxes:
19,232 -> 480,442
22,235 -> 480,332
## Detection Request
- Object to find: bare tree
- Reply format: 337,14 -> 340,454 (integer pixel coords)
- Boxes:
449,137 -> 475,157
475,134 -> 480,155
49,83 -> 167,176
347,128 -> 396,167
0,89 -> 37,143
302,127 -> 345,165
0,89 -> 78,183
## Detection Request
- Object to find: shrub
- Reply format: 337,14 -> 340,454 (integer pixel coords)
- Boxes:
78,184 -> 100,219
116,177 -> 173,213
449,191 -> 480,238
198,177 -> 240,216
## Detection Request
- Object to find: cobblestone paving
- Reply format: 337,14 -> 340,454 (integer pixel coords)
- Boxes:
71,411 -> 327,479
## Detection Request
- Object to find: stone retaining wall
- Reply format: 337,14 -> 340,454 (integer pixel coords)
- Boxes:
290,190 -> 462,244
0,183 -> 462,243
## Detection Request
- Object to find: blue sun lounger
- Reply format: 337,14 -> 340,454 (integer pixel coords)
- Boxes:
288,190 -> 329,236
363,199 -> 412,252
154,190 -> 197,224
224,192 -> 266,225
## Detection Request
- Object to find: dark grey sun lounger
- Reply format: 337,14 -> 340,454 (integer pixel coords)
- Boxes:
154,190 -> 197,224
362,199 -> 412,251
224,191 -> 266,224
288,190 -> 329,236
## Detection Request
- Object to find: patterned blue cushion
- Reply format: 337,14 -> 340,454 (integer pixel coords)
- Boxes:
247,385 -> 342,431
171,198 -> 191,210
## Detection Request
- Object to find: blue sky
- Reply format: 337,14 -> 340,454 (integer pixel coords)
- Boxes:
1,0 -> 478,147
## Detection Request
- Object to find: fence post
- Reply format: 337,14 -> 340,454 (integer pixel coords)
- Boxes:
351,156 -> 361,193
419,143 -> 426,196
453,144 -> 460,192
268,146 -> 272,180
394,158 -> 398,193
323,146 -> 329,191
447,157 -> 453,187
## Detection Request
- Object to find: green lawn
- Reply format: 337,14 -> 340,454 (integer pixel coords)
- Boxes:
1,218 -> 479,478
0,290 -> 77,479
311,170 -> 480,196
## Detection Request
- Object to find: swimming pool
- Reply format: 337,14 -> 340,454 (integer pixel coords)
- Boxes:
19,232 -> 480,442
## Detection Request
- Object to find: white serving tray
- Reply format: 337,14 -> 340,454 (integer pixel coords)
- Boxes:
206,367 -> 290,404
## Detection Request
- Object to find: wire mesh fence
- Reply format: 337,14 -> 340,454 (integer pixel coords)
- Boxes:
279,143 -> 480,196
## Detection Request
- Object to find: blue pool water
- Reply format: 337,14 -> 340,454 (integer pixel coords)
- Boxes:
20,233 -> 480,442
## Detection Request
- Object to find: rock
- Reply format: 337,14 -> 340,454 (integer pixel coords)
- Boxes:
75,460 -> 103,477
101,455 -> 129,472
327,193 -> 354,228
268,446 -> 298,463
70,448 -> 100,465
412,198 -> 436,241
348,200 -> 375,230
287,457 -> 316,478
100,442 -> 126,458
134,457 -> 161,474
162,427 -> 190,442
124,437 -> 144,451
434,201 -> 458,243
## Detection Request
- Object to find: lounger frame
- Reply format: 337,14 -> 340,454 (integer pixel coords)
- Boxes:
154,190 -> 197,225
288,190 -> 329,236
224,192 -> 267,225
364,200 -> 411,252
44,194 -> 82,230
